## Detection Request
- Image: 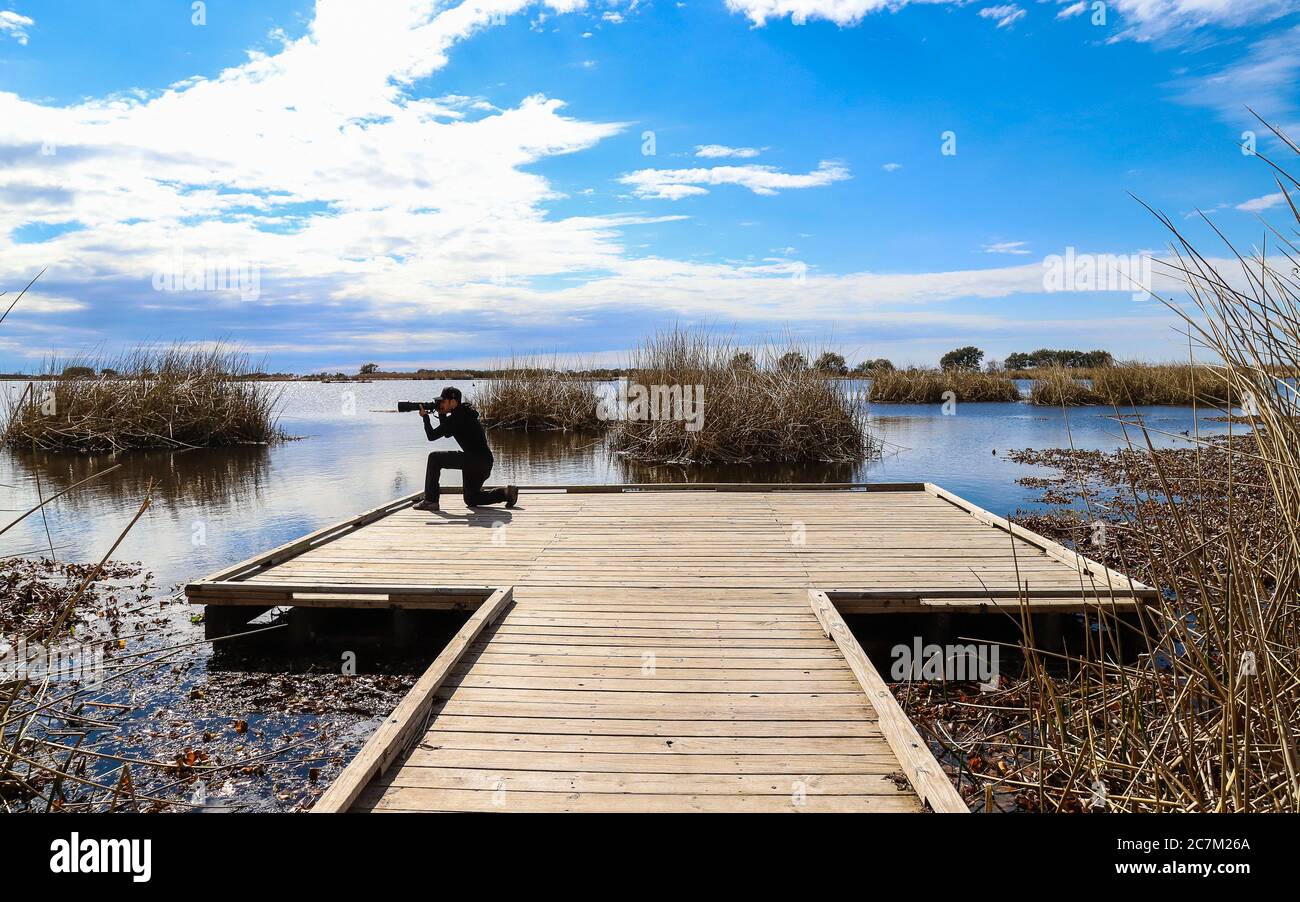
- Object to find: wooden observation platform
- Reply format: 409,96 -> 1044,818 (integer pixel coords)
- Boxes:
184,483 -> 1153,813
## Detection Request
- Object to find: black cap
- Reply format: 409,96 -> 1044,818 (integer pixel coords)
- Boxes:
438,386 -> 462,402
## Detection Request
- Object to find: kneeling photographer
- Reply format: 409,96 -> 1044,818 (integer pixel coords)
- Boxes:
402,387 -> 518,511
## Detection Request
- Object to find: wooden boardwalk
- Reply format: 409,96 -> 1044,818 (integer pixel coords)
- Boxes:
185,484 -> 1152,813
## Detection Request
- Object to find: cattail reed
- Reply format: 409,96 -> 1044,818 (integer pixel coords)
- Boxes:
3,346 -> 283,452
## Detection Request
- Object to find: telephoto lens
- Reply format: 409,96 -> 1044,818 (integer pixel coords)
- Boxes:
396,401 -> 439,412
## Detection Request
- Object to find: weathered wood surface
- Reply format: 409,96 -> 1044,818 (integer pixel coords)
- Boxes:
348,584 -> 927,813
183,485 -> 1147,813
189,486 -> 1152,605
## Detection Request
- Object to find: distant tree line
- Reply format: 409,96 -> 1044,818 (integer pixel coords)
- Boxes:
1004,348 -> 1114,369
15,349 -> 1113,383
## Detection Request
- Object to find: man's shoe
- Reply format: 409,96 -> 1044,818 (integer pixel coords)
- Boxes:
505,485 -> 519,508
412,499 -> 439,512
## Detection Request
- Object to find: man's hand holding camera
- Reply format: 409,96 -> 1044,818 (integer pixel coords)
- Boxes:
418,400 -> 449,420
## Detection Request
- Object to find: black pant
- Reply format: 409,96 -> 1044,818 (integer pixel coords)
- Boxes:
425,451 -> 506,506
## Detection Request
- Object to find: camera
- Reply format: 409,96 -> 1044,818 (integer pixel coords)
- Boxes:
396,400 -> 441,413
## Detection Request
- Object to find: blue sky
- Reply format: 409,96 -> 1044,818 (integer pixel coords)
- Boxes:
1,0 -> 1298,372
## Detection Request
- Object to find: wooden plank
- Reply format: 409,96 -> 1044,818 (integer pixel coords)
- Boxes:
513,482 -> 921,493
808,589 -> 969,813
370,768 -> 905,794
416,714 -> 883,737
399,748 -> 902,773
810,586 -> 1137,600
835,595 -> 1143,614
439,674 -> 860,693
190,582 -> 497,610
311,586 -> 514,813
417,731 -> 880,755
424,699 -> 876,721
357,787 -> 919,813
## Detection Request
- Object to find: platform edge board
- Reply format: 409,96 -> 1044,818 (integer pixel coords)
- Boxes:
834,595 -> 1143,613
809,589 -> 969,814
312,585 -> 515,813
187,582 -> 500,609
922,482 -> 1154,601
513,482 -> 924,493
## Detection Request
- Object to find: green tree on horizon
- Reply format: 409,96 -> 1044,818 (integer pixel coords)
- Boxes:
814,352 -> 848,375
940,346 -> 984,372
777,351 -> 808,372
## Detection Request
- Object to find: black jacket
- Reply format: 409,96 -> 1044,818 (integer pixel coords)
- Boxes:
423,404 -> 493,459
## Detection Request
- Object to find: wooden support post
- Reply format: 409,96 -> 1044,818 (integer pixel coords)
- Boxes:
202,605 -> 270,640
1035,613 -> 1065,652
392,608 -> 417,646
288,607 -> 326,646
932,612 -> 953,643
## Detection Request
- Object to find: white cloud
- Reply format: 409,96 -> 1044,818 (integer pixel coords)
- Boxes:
1236,191 -> 1289,212
724,0 -> 1298,42
1056,1 -> 1087,19
724,0 -> 927,27
0,9 -> 33,45
1109,0 -> 1300,42
695,144 -> 762,158
982,240 -> 1031,255
0,1 -> 642,319
979,4 -> 1025,28
882,162 -> 902,172
445,251 -> 1202,324
5,293 -> 85,313
620,161 -> 850,199
1168,26 -> 1300,123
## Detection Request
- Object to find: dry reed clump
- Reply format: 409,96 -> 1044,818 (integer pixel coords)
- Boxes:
473,357 -> 603,430
3,346 -> 284,452
909,124 -> 1300,812
1029,363 -> 1238,407
608,329 -> 873,464
1027,367 -> 1104,406
867,368 -> 1022,403
1090,361 -> 1233,406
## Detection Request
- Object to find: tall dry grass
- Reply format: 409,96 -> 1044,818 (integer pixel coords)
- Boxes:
1028,366 -> 1104,406
473,357 -> 603,430
1092,362 -> 1233,406
868,368 -> 1022,403
3,346 -> 283,452
983,126 -> 1300,811
608,329 -> 873,464
1030,362 -> 1237,406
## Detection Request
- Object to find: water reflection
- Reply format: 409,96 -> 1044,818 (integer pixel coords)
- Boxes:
616,456 -> 858,484
490,428 -> 608,475
9,444 -> 275,509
